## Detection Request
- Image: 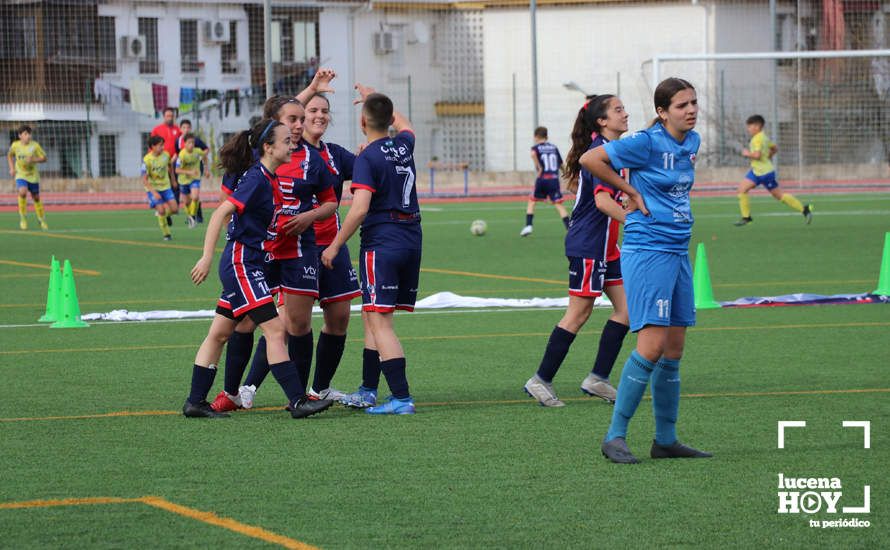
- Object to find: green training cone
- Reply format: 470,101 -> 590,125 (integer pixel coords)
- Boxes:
693,243 -> 721,310
50,259 -> 89,328
38,255 -> 62,323
874,232 -> 890,296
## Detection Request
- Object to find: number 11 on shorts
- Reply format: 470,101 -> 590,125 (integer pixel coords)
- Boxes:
656,298 -> 670,319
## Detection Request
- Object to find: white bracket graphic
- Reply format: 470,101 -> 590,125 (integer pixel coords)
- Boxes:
841,421 -> 871,449
777,421 -> 807,449
842,485 -> 871,514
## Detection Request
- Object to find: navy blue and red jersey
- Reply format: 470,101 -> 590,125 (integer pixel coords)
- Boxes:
224,163 -> 277,250
565,134 -> 622,261
310,140 -> 356,246
532,142 -> 563,179
352,130 -> 422,250
263,143 -> 337,260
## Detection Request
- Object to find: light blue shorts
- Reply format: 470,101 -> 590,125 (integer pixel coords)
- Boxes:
16,179 -> 39,194
147,188 -> 176,209
621,249 -> 696,332
180,180 -> 201,195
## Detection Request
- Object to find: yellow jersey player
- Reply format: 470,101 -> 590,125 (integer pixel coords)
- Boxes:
7,125 -> 48,230
142,136 -> 179,240
735,114 -> 812,226
174,133 -> 208,227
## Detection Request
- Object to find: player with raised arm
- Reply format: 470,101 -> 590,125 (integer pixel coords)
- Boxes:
520,127 -> 569,236
524,94 -> 631,407
322,84 -> 420,415
182,119 -> 331,419
583,77 -> 712,464
141,136 -> 179,241
7,125 -> 48,230
734,114 -> 812,226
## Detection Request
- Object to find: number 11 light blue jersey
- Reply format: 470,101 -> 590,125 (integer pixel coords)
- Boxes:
602,122 -> 700,253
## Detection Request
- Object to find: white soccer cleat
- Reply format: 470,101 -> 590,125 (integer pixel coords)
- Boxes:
580,373 -> 617,403
238,384 -> 257,409
524,375 -> 565,407
186,216 -> 197,228
519,225 -> 533,237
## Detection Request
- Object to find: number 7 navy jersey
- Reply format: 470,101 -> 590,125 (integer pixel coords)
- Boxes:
351,130 -> 422,250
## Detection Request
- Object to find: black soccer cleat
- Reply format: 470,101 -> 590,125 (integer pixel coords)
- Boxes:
803,204 -> 813,225
182,399 -> 230,418
733,216 -> 753,226
601,437 -> 640,464
288,396 -> 333,419
650,440 -> 712,459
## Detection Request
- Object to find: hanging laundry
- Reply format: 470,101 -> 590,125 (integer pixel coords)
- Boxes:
130,78 -> 154,116
151,82 -> 169,113
180,87 -> 196,114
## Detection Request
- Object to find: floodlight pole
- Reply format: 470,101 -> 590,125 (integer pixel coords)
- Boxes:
770,0 -> 778,156
530,0 -> 539,127
264,0 -> 273,98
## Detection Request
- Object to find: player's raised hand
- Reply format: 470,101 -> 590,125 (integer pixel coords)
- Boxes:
320,244 -> 339,269
353,83 -> 376,105
191,256 -> 212,285
311,69 -> 337,94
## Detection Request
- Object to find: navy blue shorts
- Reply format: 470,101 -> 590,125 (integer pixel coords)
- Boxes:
265,252 -> 319,297
317,245 -> 361,305
532,177 -> 564,203
621,249 -> 695,333
16,179 -> 39,195
217,241 -> 276,319
147,188 -> 176,209
745,169 -> 779,190
360,248 -> 421,313
568,256 -> 622,298
180,180 -> 201,195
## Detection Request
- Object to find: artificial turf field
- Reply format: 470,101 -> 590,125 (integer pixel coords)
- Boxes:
0,192 -> 888,548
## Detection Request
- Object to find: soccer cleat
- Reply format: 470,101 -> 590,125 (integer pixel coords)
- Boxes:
650,440 -> 713,459
366,396 -> 415,415
238,384 -> 257,409
601,437 -> 640,464
186,216 -> 197,228
163,235 -> 172,241
733,217 -> 753,226
524,375 -> 565,407
519,225 -> 533,237
288,396 -> 333,419
308,387 -> 347,401
339,387 -> 378,408
19,218 -> 27,230
580,373 -> 617,403
210,390 -> 241,412
182,399 -> 230,418
803,204 -> 813,224
39,219 -> 48,230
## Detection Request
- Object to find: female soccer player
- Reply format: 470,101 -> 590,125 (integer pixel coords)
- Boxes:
520,127 -> 569,236
210,96 -> 338,413
7,125 -> 48,230
524,94 -> 631,407
141,136 -> 179,241
174,133 -> 209,227
582,77 -> 712,463
182,119 -> 331,419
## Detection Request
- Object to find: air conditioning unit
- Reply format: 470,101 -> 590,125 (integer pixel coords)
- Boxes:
120,35 -> 147,59
203,20 -> 231,44
373,31 -> 395,55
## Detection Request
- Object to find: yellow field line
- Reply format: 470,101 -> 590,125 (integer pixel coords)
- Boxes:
0,230 -> 210,252
421,266 -> 564,284
0,496 -> 317,549
1,388 -> 887,424
0,259 -> 101,276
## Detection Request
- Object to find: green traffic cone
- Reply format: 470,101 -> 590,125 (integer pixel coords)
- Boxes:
50,259 -> 89,328
38,255 -> 62,322
693,243 -> 721,310
874,232 -> 890,296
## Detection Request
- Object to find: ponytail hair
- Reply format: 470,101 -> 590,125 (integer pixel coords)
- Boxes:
649,77 -> 695,128
562,94 -> 615,193
218,118 -> 282,175
263,95 -> 303,120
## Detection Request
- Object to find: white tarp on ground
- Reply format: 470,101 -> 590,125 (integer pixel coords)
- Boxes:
80,291 -> 612,322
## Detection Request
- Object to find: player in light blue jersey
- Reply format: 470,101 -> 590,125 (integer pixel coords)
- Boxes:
582,77 -> 713,464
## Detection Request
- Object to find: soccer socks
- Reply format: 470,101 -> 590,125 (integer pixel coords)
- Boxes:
312,332 -> 347,392
188,364 -> 218,404
525,213 -> 534,226
780,193 -> 804,213
33,199 -> 45,222
380,357 -> 410,399
244,336 -> 271,389
362,348 -> 381,390
536,326 -> 576,383
223,331 -> 254,395
605,351 -> 655,442
287,331 -> 313,389
591,320 -> 630,380
738,192 -> 751,218
651,357 -> 681,446
17,195 -> 27,219
269,360 -> 306,404
562,216 -> 570,229
157,212 -> 171,237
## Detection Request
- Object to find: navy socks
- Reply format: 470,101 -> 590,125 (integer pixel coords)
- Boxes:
268,360 -> 305,404
536,326 -> 576,383
652,357 -> 681,446
244,336 -> 270,389
525,213 -> 534,226
605,351 -> 655,442
362,348 -> 381,390
591,320 -> 629,380
223,331 -> 254,395
380,357 -> 410,399
313,332 -> 347,392
188,364 -> 217,404
288,331 -> 313,390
